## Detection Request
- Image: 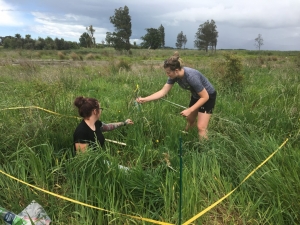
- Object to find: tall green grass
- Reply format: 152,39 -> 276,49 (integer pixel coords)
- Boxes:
0,49 -> 299,224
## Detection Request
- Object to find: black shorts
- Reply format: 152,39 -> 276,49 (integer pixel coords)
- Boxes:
189,91 -> 217,114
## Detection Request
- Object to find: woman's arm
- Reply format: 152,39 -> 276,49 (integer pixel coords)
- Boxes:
75,143 -> 88,153
180,88 -> 209,117
136,83 -> 173,103
101,119 -> 134,132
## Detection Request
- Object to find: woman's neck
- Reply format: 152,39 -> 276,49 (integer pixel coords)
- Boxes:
84,117 -> 97,131
177,68 -> 185,78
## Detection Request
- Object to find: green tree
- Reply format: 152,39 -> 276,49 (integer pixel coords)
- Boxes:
79,32 -> 92,48
254,34 -> 263,50
68,41 -> 80,49
105,32 -> 113,46
86,25 -> 96,47
158,24 -> 165,48
34,37 -> 45,50
109,5 -> 132,51
222,53 -> 244,91
25,34 -> 31,40
176,31 -> 186,49
14,33 -> 23,49
194,19 -> 218,52
55,38 -> 68,50
24,34 -> 34,49
3,36 -> 13,48
140,28 -> 162,49
183,35 -> 187,49
15,33 -> 21,39
44,36 -> 56,50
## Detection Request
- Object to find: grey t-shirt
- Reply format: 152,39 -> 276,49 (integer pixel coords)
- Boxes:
166,67 -> 215,99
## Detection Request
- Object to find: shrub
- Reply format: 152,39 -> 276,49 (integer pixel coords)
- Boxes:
258,56 -> 265,65
106,59 -> 131,75
117,59 -> 131,71
85,53 -> 95,60
35,51 -> 42,58
57,51 -> 66,60
102,50 -> 110,57
210,60 -> 226,77
221,53 -> 244,91
70,52 -> 80,61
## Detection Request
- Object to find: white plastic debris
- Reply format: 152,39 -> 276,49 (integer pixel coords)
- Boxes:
18,200 -> 51,225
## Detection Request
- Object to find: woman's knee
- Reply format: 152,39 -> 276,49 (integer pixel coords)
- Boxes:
197,125 -> 207,133
187,119 -> 196,126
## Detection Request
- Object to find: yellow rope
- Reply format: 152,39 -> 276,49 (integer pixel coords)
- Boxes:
182,138 -> 289,225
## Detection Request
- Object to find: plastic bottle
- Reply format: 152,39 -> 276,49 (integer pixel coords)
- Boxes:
0,207 -> 27,225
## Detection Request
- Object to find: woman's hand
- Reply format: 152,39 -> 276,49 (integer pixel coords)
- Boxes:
180,109 -> 192,117
125,119 -> 134,125
135,97 -> 146,103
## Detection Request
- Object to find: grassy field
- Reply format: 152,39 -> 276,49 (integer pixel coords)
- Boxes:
0,48 -> 299,225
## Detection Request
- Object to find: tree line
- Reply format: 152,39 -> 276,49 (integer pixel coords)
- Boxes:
103,6 -> 218,52
0,34 -> 80,50
1,5 -> 219,52
1,5 -> 265,52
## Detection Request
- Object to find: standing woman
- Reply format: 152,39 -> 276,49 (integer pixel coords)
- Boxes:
136,52 -> 216,139
73,96 -> 134,155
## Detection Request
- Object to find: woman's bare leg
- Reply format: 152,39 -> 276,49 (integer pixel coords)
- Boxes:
185,110 -> 198,131
197,112 -> 211,139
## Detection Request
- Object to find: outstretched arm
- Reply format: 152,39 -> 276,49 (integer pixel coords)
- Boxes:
136,83 -> 173,103
101,119 -> 134,132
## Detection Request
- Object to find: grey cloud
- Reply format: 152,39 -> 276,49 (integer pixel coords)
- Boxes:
2,0 -> 300,50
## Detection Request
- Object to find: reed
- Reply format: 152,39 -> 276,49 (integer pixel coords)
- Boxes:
0,49 -> 299,224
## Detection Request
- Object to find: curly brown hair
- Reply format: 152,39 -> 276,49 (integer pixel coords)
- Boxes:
74,96 -> 99,118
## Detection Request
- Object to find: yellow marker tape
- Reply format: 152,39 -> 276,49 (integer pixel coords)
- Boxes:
134,84 -> 139,93
182,138 -> 289,225
0,106 -> 127,146
0,106 -> 79,119
0,169 -> 174,225
1,106 -> 292,223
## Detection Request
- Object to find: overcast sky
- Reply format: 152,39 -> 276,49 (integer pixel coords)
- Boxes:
1,0 -> 300,50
